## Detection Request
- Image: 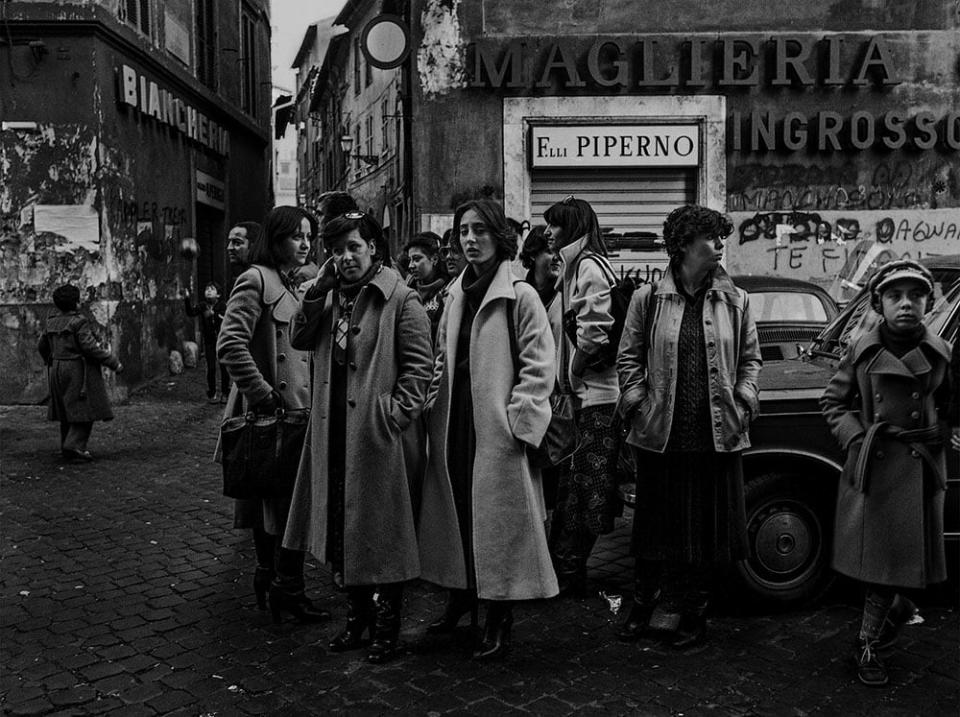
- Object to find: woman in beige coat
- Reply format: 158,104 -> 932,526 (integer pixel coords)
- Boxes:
419,199 -> 558,661
282,211 -> 433,664
217,205 -> 329,625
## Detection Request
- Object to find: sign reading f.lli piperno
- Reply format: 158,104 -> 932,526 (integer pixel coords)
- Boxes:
531,125 -> 699,168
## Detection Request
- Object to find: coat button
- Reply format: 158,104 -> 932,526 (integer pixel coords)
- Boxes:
876,450 -> 884,459
277,353 -> 286,362
911,449 -> 920,458
707,341 -> 715,348
910,411 -> 920,419
349,361 -> 358,370
912,392 -> 920,400
347,398 -> 356,407
278,381 -> 287,390
875,394 -> 882,401
710,366 -> 718,374
351,326 -> 361,335
276,329 -> 283,338
874,413 -> 881,421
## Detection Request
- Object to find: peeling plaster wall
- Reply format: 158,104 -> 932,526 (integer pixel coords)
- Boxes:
417,0 -> 466,99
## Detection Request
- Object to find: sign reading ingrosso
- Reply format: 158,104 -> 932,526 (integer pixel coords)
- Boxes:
530,125 -> 699,168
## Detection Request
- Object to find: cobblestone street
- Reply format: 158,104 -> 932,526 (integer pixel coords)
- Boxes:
2,370 -> 958,716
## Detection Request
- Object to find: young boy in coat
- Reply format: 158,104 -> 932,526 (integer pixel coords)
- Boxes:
820,259 -> 954,687
184,281 -> 228,403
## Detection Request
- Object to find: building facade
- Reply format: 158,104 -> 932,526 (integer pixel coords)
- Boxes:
300,1 -> 959,288
0,0 -> 273,403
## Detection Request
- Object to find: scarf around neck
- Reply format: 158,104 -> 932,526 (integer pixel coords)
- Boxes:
462,261 -> 500,311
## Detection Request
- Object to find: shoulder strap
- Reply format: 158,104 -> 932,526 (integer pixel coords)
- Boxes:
577,253 -> 617,288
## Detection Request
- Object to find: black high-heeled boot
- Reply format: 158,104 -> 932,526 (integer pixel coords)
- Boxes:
473,601 -> 513,661
253,566 -> 274,611
329,586 -> 376,652
268,548 -> 331,625
367,583 -> 404,664
426,589 -> 477,635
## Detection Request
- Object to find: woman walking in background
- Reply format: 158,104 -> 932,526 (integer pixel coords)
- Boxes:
543,196 -> 621,596
404,231 -> 448,340
38,284 -> 124,462
217,205 -> 329,624
616,205 -> 761,648
283,211 -> 433,664
419,199 -> 557,661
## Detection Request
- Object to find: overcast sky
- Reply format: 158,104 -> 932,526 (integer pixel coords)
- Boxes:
271,0 -> 347,93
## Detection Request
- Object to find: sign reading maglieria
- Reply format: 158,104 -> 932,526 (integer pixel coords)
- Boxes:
531,125 -> 699,168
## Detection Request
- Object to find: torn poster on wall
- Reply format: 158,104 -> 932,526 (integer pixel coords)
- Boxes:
34,205 -> 101,254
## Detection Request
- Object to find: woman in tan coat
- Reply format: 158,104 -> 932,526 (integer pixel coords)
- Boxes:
282,211 -> 433,664
419,199 -> 558,661
217,205 -> 328,625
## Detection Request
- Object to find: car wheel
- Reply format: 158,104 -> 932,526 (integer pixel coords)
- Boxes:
736,472 -> 834,608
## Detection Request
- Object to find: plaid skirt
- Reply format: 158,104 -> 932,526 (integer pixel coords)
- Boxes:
631,449 -> 748,566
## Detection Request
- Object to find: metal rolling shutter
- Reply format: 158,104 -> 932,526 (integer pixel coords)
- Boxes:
529,167 -> 697,238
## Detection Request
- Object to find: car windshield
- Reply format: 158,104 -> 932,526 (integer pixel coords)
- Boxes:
750,291 -> 830,323
812,279 -> 960,359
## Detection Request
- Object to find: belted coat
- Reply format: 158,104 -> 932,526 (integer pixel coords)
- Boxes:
38,311 -> 120,423
418,261 -> 559,601
821,325 -> 953,588
281,267 -> 434,585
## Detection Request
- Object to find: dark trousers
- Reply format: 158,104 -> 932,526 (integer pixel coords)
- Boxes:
203,337 -> 229,396
59,421 -> 93,453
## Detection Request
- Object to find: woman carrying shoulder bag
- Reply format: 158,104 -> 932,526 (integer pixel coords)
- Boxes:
282,211 -> 434,664
543,196 -> 621,596
217,205 -> 329,625
419,199 -> 558,661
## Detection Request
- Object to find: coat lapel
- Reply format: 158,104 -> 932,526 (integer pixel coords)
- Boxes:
865,348 -> 923,380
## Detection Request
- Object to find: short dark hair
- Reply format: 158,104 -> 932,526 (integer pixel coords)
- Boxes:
543,196 -> 607,256
519,225 -> 552,270
404,231 -> 442,257
232,221 -> 261,243
662,205 -> 733,265
317,191 -> 358,221
452,199 -> 517,263
321,211 -> 392,267
202,281 -> 223,295
52,284 -> 80,312
248,206 -> 318,268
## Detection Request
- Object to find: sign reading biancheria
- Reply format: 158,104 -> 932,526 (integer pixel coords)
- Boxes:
116,65 -> 230,157
530,125 -> 699,168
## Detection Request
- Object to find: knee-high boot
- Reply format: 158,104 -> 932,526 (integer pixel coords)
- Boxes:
367,583 -> 404,664
473,600 -> 513,661
268,548 -> 331,624
329,586 -> 376,651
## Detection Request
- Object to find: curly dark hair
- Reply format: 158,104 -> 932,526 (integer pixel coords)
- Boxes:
662,205 -> 733,264
321,211 -> 392,267
452,199 -> 517,262
519,225 -> 551,270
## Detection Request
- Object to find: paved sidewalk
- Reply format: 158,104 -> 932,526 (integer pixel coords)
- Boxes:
1,369 -> 958,716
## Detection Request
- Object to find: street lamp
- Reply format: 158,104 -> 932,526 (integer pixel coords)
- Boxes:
339,134 -> 379,167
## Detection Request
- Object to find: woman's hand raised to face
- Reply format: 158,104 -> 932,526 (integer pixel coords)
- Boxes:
305,258 -> 339,301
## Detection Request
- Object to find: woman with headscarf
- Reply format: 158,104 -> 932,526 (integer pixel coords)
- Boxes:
419,199 -> 557,661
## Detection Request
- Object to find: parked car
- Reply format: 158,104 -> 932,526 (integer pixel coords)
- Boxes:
619,258 -> 959,608
734,276 -> 839,361
738,265 -> 959,607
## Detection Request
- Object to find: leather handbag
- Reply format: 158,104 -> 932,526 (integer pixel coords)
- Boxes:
506,297 -> 581,469
220,402 -> 310,500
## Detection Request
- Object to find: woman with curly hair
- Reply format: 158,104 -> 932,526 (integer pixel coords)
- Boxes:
615,205 -> 761,649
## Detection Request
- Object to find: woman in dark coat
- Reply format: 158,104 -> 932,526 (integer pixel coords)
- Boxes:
616,205 -> 761,649
419,200 -> 558,661
217,205 -> 329,624
283,211 -> 433,664
820,260 -> 953,686
38,284 -> 124,461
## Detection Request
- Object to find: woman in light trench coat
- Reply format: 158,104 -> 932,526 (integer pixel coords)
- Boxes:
282,211 -> 434,664
419,199 -> 558,661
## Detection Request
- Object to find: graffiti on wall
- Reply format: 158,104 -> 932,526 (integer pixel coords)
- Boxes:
727,159 -> 958,212
726,209 -> 960,283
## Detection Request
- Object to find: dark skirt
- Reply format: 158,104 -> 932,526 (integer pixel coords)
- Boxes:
556,402 -> 620,537
631,449 -> 748,566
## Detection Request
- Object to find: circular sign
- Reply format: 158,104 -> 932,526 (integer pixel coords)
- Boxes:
360,14 -> 410,70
